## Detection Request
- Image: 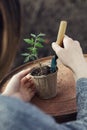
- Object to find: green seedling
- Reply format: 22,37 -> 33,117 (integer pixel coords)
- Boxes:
21,33 -> 46,72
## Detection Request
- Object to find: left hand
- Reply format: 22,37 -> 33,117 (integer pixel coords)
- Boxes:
2,69 -> 36,102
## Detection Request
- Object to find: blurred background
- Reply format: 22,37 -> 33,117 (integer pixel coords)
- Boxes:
1,0 -> 87,70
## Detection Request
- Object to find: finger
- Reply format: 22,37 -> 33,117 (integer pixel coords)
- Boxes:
74,40 -> 82,52
26,75 -> 35,85
26,74 -> 33,80
52,42 -> 63,54
30,86 -> 36,92
16,68 -> 31,79
30,90 -> 36,95
30,82 -> 37,92
74,40 -> 80,45
21,76 -> 31,85
23,79 -> 36,89
27,86 -> 36,94
63,35 -> 74,48
28,80 -> 36,89
29,90 -> 36,98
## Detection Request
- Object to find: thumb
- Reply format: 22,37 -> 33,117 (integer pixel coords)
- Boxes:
52,42 -> 63,55
16,68 -> 31,79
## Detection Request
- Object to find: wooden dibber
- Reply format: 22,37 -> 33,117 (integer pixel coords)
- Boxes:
56,21 -> 67,46
51,21 -> 67,71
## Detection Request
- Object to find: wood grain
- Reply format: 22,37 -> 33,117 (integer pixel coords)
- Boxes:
57,21 -> 67,46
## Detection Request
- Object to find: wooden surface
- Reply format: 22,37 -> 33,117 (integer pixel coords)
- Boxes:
31,63 -> 76,117
1,55 -> 87,122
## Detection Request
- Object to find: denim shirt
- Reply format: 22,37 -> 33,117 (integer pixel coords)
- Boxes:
0,78 -> 87,130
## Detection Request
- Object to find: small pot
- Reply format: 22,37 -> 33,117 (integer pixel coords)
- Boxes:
31,66 -> 58,99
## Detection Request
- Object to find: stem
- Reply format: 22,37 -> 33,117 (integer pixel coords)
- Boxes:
36,55 -> 43,74
39,62 -> 43,74
34,36 -> 43,74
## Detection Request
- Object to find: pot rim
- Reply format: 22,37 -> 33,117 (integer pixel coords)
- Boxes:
32,69 -> 58,78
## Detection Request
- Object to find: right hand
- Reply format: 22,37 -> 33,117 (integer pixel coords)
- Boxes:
52,35 -> 87,80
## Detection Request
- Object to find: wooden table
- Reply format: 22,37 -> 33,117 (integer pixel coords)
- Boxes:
0,56 -> 81,123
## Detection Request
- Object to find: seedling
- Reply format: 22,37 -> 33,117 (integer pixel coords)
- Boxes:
21,33 -> 46,73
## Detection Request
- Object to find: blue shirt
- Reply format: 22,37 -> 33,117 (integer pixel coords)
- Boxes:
0,78 -> 87,130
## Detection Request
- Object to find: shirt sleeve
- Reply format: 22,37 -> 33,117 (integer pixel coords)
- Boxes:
62,78 -> 87,129
0,78 -> 87,130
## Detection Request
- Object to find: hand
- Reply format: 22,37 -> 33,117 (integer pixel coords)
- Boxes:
52,35 -> 87,80
2,69 -> 36,102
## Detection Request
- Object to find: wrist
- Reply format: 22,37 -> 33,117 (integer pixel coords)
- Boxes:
73,60 -> 87,81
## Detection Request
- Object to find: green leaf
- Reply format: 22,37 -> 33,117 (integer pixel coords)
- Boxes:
32,48 -> 37,54
37,33 -> 46,37
24,39 -> 34,44
31,33 -> 36,38
37,38 -> 45,43
31,38 -> 34,42
30,54 -> 36,57
29,54 -> 37,61
24,56 -> 30,62
27,47 -> 34,51
27,47 -> 37,54
21,53 -> 29,56
35,43 -> 44,48
22,33 -> 46,63
30,48 -> 37,54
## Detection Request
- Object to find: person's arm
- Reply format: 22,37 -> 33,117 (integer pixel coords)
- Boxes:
52,35 -> 87,81
1,35 -> 87,130
0,79 -> 87,130
52,35 -> 87,129
60,78 -> 87,130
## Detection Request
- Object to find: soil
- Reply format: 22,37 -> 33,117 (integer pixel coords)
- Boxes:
30,66 -> 53,76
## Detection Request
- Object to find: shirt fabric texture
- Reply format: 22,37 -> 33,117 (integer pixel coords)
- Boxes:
0,78 -> 87,130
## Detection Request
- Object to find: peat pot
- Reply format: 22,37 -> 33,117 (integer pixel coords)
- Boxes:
31,66 -> 58,99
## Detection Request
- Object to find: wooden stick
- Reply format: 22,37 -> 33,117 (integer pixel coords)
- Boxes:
56,21 -> 67,46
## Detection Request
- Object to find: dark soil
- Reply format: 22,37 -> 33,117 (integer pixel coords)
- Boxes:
31,66 -> 52,76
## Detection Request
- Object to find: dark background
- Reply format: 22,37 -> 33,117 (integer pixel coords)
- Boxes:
13,0 -> 87,68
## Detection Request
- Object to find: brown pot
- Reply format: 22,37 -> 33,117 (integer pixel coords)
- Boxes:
33,69 -> 58,99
